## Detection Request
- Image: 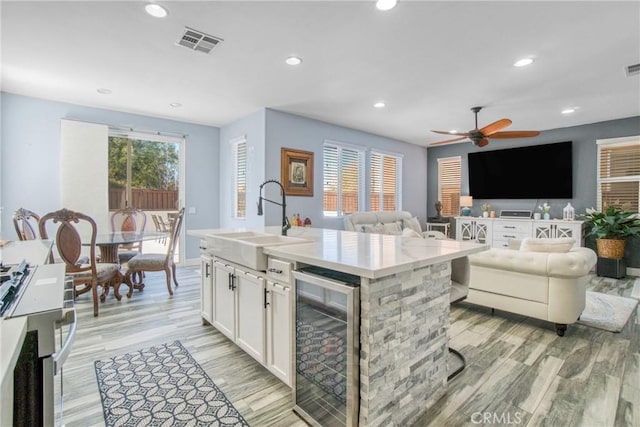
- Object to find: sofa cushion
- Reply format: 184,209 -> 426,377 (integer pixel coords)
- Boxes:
402,227 -> 423,238
403,217 -> 423,234
362,223 -> 386,234
383,221 -> 402,235
520,237 -> 575,253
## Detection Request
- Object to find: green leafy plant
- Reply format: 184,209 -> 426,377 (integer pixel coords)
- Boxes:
582,206 -> 640,240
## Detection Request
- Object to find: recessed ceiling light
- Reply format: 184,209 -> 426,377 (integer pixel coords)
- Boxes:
285,56 -> 302,66
145,3 -> 168,18
376,0 -> 397,11
561,108 -> 576,114
514,57 -> 534,67
97,88 -> 111,95
170,102 -> 182,108
373,101 -> 385,108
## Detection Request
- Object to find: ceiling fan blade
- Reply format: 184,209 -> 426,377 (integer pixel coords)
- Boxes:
477,138 -> 490,147
431,130 -> 470,136
489,130 -> 540,139
429,136 -> 467,146
480,118 -> 512,136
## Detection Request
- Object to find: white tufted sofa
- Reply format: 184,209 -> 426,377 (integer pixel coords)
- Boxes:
466,239 -> 597,336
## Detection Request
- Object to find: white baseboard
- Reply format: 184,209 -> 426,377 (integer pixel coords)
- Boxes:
627,267 -> 640,277
182,257 -> 200,267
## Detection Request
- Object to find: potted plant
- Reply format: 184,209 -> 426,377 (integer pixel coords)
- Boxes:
582,206 -> 640,259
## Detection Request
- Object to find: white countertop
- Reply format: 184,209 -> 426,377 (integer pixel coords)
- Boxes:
0,240 -> 54,392
188,226 -> 488,279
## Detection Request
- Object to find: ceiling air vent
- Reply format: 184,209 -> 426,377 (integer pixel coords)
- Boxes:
626,63 -> 640,77
176,27 -> 223,54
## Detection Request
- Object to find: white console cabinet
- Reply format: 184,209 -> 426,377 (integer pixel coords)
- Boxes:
455,217 -> 584,248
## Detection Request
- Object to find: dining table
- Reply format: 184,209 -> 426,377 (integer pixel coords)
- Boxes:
89,231 -> 168,264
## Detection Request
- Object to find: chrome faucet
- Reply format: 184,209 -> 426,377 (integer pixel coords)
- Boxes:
257,179 -> 291,236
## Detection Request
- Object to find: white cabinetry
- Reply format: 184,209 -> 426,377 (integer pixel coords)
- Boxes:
212,258 -> 266,364
456,217 -> 584,248
265,258 -> 293,386
200,255 -> 213,325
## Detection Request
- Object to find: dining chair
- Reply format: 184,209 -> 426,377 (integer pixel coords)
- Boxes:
110,206 -> 147,264
13,208 -> 41,241
124,207 -> 185,297
150,214 -> 167,244
39,208 -> 122,317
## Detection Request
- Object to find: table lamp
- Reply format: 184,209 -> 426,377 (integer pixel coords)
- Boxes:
460,196 -> 473,216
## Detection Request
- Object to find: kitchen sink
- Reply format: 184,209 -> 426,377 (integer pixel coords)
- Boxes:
205,232 -> 310,271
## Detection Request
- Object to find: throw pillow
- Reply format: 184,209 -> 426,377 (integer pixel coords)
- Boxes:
520,237 -> 575,253
402,227 -> 423,239
403,217 -> 423,234
508,239 -> 522,250
383,221 -> 403,235
362,223 -> 386,234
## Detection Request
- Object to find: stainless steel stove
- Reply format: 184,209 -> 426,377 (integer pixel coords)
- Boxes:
1,260 -> 76,427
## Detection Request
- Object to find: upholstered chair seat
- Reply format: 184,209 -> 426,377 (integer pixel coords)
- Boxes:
127,254 -> 167,269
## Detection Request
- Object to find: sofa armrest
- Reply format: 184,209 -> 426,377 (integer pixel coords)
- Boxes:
547,247 -> 597,277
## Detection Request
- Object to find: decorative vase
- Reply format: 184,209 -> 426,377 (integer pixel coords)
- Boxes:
482,211 -> 489,218
596,238 -> 626,259
543,212 -> 550,220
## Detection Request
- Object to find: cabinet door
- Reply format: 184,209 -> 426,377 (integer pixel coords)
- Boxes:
213,260 -> 236,341
457,219 -> 475,241
236,268 -> 266,364
266,281 -> 291,386
200,256 -> 214,324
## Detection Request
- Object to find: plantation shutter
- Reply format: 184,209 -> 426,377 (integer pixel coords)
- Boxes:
370,151 -> 401,211
323,142 -> 363,216
234,139 -> 247,218
438,156 -> 461,216
597,138 -> 640,211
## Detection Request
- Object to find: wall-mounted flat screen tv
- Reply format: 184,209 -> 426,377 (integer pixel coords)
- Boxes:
468,141 -> 573,199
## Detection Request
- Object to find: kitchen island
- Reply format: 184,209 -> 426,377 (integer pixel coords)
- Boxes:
189,226 -> 488,426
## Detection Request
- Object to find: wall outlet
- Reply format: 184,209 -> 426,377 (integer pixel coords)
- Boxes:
188,207 -> 196,214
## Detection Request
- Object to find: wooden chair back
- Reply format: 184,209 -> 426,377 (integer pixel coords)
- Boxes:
111,207 -> 147,250
13,208 -> 41,241
39,208 -> 98,276
165,208 -> 185,264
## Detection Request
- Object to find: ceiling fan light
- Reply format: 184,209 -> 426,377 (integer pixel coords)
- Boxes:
145,3 -> 168,18
514,58 -> 534,67
376,0 -> 397,11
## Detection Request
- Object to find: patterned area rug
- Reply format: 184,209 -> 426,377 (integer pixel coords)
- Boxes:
578,291 -> 639,333
95,341 -> 249,427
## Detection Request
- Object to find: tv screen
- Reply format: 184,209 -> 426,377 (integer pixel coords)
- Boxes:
468,141 -> 573,199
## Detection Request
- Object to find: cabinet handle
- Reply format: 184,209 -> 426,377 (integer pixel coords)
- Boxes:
199,246 -> 206,250
205,263 -> 210,278
504,226 -> 516,229
268,268 -> 283,274
264,288 -> 270,308
503,235 -> 516,238
231,274 -> 236,291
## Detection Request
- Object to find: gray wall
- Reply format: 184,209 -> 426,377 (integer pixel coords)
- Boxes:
427,116 -> 640,268
219,108 -> 266,229
0,93 -> 220,260
426,116 -> 640,218
264,109 -> 429,229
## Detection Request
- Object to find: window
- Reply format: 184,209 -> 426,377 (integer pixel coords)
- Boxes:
597,136 -> 640,211
437,156 -> 461,216
232,137 -> 247,218
323,141 -> 365,216
370,150 -> 402,211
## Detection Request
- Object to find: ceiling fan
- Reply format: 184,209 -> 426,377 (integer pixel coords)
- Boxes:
430,106 -> 540,148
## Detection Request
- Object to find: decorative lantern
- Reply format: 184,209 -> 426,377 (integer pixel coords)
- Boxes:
563,203 -> 575,221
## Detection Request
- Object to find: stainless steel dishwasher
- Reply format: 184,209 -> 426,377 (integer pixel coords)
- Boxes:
292,266 -> 360,427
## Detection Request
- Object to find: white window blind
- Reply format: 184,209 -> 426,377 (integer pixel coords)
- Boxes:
323,142 -> 364,216
370,151 -> 402,211
597,137 -> 640,211
233,138 -> 247,218
437,156 -> 461,216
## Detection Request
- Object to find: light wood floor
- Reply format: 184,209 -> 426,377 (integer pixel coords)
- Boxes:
60,268 -> 639,427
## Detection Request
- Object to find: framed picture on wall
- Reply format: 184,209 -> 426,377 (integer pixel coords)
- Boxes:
281,147 -> 314,196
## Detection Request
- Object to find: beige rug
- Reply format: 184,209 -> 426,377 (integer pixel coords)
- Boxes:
577,291 -> 639,333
